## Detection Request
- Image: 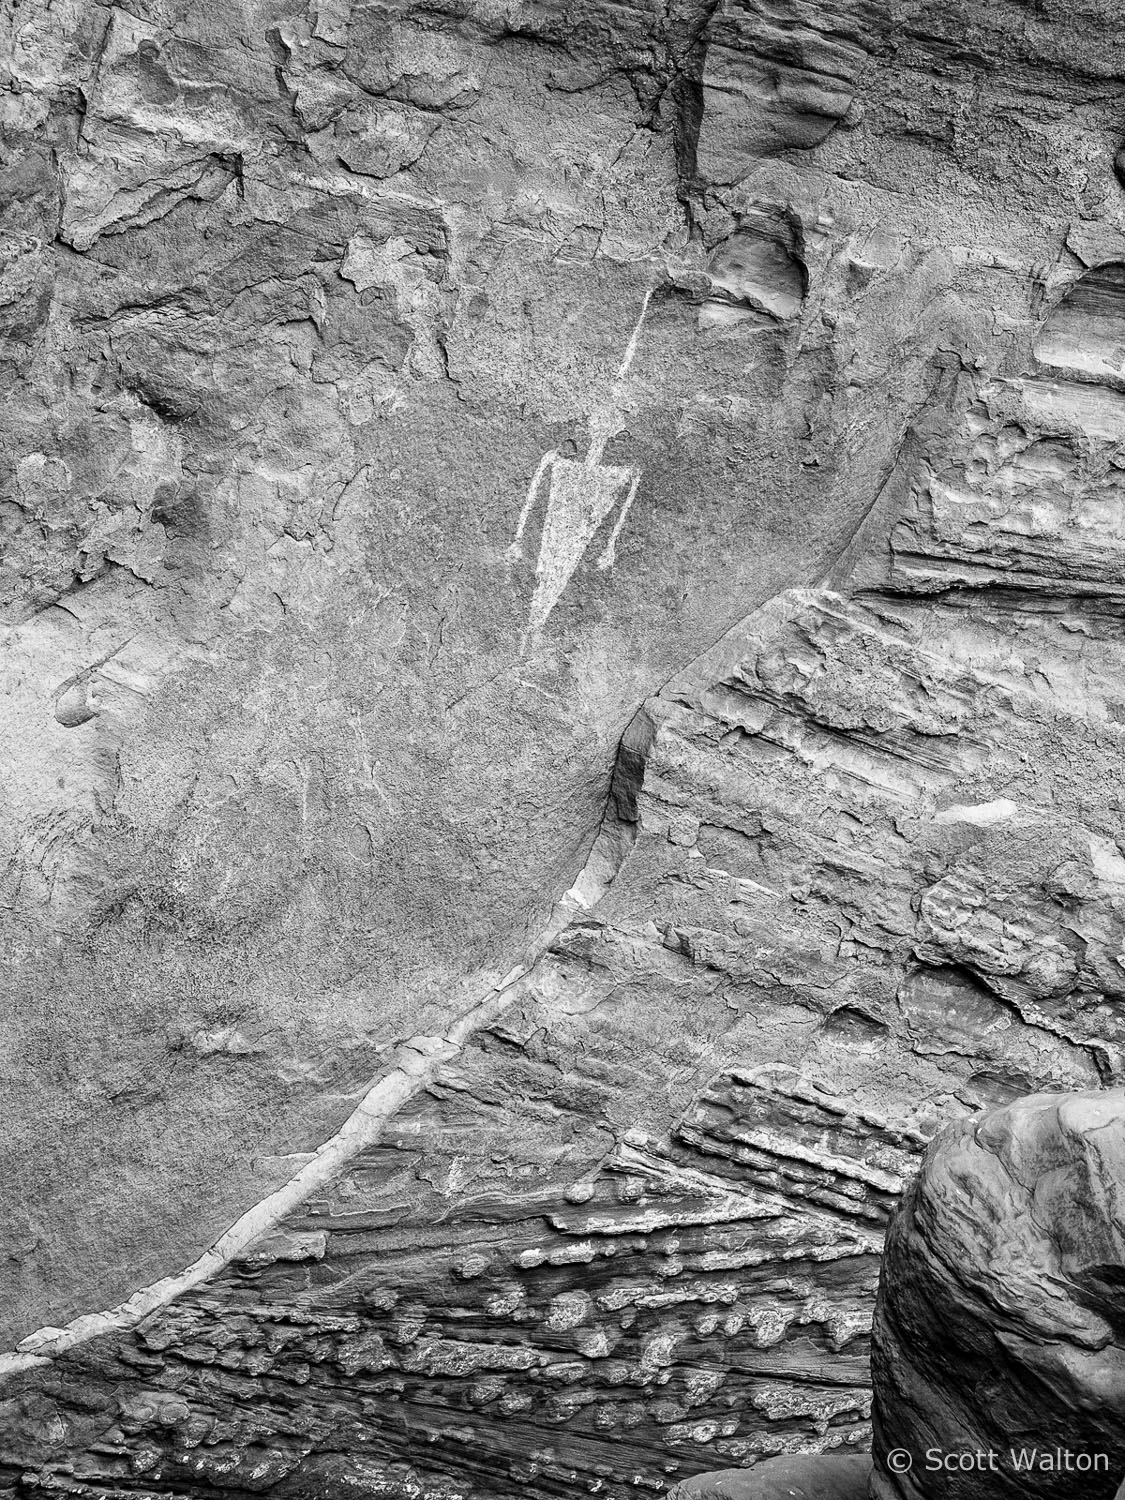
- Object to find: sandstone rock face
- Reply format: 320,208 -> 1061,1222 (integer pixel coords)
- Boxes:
1,0 -> 934,1345
870,1089 -> 1125,1500
5,0 -> 1125,1494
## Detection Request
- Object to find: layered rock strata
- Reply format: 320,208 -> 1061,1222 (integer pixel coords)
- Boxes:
9,423 -> 1125,1491
6,0 -> 1125,1494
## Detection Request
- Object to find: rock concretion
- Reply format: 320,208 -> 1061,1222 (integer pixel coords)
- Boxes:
871,1088 -> 1125,1499
669,1455 -> 872,1499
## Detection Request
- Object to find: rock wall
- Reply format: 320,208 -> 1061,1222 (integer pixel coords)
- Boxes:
5,0 -> 1125,1493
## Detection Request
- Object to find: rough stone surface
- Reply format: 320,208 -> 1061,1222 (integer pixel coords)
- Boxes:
4,0 -> 1125,1494
1,0 -> 936,1345
669,1456 -> 872,1499
870,1089 -> 1125,1500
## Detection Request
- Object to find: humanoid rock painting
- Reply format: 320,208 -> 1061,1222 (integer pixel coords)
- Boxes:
510,289 -> 653,633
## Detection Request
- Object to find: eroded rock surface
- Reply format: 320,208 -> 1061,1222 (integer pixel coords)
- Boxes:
2,0 -> 952,1345
870,1089 -> 1125,1500
5,0 -> 1125,1494
668,1455 -> 872,1499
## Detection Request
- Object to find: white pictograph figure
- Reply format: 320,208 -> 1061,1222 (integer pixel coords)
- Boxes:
510,288 -> 653,635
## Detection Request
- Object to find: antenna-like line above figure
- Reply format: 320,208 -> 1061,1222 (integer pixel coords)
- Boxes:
509,285 -> 655,640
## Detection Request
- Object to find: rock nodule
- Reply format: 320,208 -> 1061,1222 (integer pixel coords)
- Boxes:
668,1455 -> 872,1500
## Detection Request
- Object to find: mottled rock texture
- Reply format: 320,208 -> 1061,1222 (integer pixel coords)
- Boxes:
5,0 -> 1125,1493
870,1089 -> 1125,1500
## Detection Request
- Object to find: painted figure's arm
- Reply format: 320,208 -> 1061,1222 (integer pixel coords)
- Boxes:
507,450 -> 558,561
597,469 -> 641,569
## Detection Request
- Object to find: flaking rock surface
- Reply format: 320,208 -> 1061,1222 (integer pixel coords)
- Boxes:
5,0 -> 1125,1494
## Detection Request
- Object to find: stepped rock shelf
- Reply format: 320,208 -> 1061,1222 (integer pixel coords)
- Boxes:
4,0 -> 1125,1494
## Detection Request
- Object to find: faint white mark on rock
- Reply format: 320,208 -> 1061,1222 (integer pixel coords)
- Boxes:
509,288 -> 653,635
